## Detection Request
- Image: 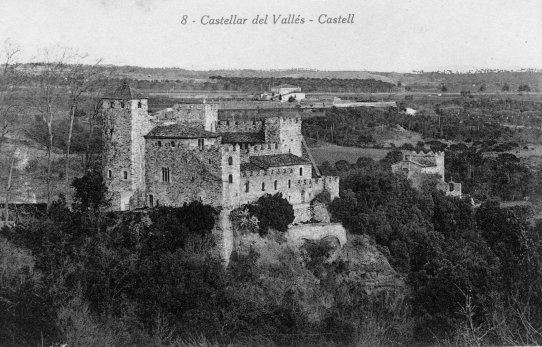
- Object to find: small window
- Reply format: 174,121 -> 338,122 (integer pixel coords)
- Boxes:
299,168 -> 303,176
245,181 -> 249,192
208,158 -> 212,164
110,101 -> 114,109
108,170 -> 112,179
171,141 -> 175,147
301,190 -> 306,203
274,180 -> 278,190
261,182 -> 265,191
198,138 -> 205,147
162,167 -> 170,182
120,101 -> 125,108
275,143 -> 278,149
157,141 -> 162,147
228,156 -> 233,165
138,101 -> 142,108
228,174 -> 233,184
288,179 -> 291,188
123,171 -> 128,180
149,194 -> 154,207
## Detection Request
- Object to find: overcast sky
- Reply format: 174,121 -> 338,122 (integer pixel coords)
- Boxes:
1,0 -> 541,72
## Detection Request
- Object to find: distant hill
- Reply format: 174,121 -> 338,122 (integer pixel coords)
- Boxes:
283,71 -> 395,84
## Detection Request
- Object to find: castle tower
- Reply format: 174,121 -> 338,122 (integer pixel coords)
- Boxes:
101,82 -> 154,210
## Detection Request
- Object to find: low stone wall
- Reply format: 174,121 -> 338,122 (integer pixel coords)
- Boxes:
286,223 -> 347,247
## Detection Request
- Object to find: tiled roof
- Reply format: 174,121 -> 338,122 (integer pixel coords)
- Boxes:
144,124 -> 220,139
221,132 -> 265,144
104,81 -> 146,99
240,162 -> 262,171
249,153 -> 310,169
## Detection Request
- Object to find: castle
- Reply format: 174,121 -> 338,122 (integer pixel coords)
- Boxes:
101,82 -> 339,223
391,151 -> 462,197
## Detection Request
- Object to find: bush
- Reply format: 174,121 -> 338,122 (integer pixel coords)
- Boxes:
245,193 -> 295,235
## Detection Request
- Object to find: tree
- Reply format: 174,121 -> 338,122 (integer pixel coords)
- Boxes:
245,193 -> 295,235
502,83 -> 510,92
64,58 -> 105,187
518,84 -> 531,92
71,169 -> 109,216
0,39 -> 21,153
32,47 -> 74,210
440,85 -> 448,92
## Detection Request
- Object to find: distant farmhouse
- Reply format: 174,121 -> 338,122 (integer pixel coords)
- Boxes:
101,82 -> 338,222
261,84 -> 306,102
392,151 -> 462,197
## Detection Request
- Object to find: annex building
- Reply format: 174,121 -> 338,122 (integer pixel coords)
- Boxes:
101,82 -> 339,222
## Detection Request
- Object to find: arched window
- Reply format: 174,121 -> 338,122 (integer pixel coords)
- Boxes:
261,182 -> 265,191
228,156 -> 233,165
274,180 -> 278,190
299,167 -> 303,176
288,179 -> 291,188
245,181 -> 249,192
228,174 -> 233,184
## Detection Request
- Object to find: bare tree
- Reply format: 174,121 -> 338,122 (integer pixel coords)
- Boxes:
0,39 -> 21,153
64,58 -> 105,187
32,47 -> 74,210
3,150 -> 16,223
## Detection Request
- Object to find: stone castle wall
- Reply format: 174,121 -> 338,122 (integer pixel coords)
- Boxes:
145,144 -> 225,207
217,119 -> 263,133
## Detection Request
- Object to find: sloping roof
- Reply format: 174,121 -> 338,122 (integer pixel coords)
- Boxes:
240,162 -> 262,172
249,153 -> 310,169
144,124 -> 220,139
103,81 -> 146,99
221,132 -> 265,144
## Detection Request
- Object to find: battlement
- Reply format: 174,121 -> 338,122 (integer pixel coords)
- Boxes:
217,120 -> 263,132
242,143 -> 281,155
404,150 -> 444,158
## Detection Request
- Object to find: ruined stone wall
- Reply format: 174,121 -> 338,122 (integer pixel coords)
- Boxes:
217,120 -> 263,133
158,103 -> 218,132
262,117 -> 303,157
144,143 -> 224,207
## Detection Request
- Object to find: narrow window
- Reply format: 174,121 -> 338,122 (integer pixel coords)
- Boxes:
245,181 -> 249,192
274,180 -> 278,190
138,101 -> 142,108
208,158 -> 212,164
275,143 -> 278,149
123,171 -> 128,180
288,179 -> 291,188
149,194 -> 154,207
301,190 -> 306,203
110,101 -> 114,109
228,156 -> 233,165
157,141 -> 162,147
198,138 -> 205,148
120,101 -> 125,108
162,167 -> 170,182
108,170 -> 112,178
299,167 -> 303,176
261,182 -> 265,191
228,174 -> 233,184
171,141 -> 175,147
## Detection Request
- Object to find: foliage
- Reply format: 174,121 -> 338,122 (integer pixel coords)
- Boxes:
244,193 -> 294,235
71,169 -> 109,212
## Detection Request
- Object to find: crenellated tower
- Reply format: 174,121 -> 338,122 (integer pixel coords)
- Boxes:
101,82 -> 155,210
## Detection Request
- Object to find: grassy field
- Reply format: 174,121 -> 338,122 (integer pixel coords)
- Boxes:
310,144 -> 390,164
